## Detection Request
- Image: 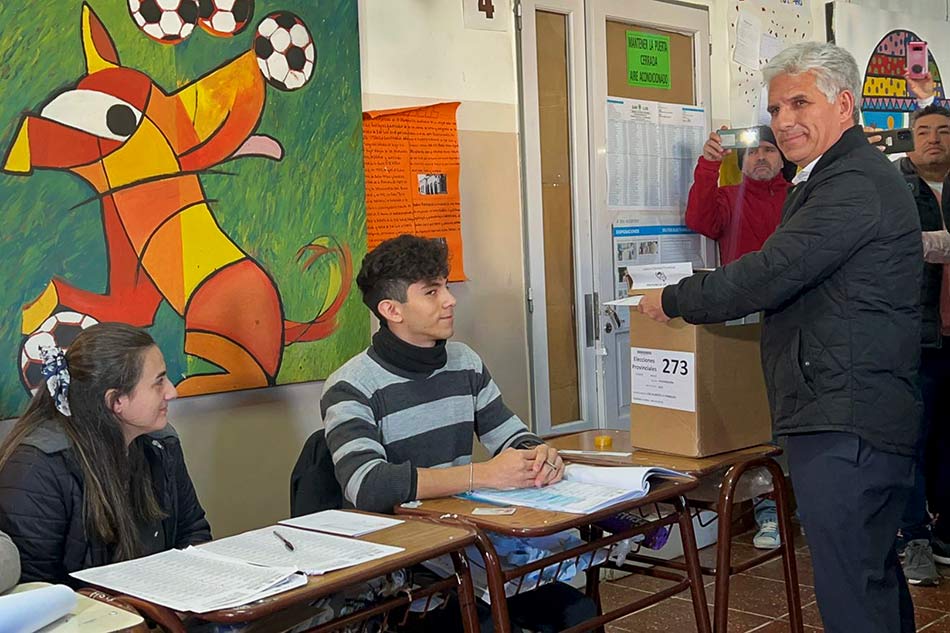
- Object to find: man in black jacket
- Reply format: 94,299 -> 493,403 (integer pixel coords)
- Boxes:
638,42 -> 921,633
892,104 -> 950,586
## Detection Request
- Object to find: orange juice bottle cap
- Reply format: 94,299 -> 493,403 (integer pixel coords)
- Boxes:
594,435 -> 613,449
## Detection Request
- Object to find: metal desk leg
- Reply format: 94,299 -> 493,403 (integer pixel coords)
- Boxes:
676,496 -> 713,633
715,458 -> 802,633
471,529 -> 512,633
451,550 -> 482,633
581,525 -> 607,633
764,458 -> 803,633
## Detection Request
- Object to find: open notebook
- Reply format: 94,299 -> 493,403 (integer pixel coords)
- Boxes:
459,464 -> 690,514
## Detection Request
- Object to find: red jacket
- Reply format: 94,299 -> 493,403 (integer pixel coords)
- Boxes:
685,156 -> 790,264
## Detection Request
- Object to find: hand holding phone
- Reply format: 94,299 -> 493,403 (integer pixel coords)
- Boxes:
864,127 -> 915,154
718,127 -> 761,150
907,41 -> 929,80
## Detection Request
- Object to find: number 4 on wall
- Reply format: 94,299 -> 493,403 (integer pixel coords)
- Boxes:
462,0 -> 509,32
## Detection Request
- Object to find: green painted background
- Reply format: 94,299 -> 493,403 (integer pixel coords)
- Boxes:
0,0 -> 368,418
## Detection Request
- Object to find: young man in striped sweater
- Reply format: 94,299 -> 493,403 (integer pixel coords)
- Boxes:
321,234 -> 595,632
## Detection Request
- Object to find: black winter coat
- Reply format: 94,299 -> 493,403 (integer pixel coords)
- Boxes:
898,156 -> 950,348
663,126 -> 922,456
0,421 -> 211,585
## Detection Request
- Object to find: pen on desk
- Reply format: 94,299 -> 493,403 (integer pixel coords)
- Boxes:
273,530 -> 295,551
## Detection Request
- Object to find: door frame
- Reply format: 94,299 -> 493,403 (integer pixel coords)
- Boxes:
518,0 -> 598,436
587,0 -> 713,429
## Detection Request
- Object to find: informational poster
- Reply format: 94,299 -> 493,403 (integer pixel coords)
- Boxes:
605,97 -> 706,212
631,347 -> 696,412
363,102 -> 466,281
626,31 -> 671,89
611,223 -> 703,329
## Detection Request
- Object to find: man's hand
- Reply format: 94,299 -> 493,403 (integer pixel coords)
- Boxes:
527,444 -> 564,488
636,288 -> 671,323
480,448 -> 538,490
702,126 -> 731,162
904,70 -> 935,101
863,126 -> 886,152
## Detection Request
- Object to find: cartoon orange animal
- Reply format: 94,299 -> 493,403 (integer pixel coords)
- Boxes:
2,3 -> 351,396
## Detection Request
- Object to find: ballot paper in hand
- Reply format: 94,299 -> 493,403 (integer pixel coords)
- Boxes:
0,584 -> 76,633
71,548 -> 301,614
198,526 -> 404,575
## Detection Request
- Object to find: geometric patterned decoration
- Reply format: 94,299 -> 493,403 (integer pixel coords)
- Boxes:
862,29 -> 944,129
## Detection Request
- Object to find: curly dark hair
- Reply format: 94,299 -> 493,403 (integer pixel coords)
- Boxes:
357,234 -> 449,321
911,104 -> 950,126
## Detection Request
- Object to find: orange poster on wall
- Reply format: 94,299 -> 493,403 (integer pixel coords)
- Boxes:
363,102 -> 466,281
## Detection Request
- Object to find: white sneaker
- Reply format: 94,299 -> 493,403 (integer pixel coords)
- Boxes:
753,520 -> 781,550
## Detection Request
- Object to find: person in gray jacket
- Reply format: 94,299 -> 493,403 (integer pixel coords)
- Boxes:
0,530 -> 20,592
637,42 -> 921,633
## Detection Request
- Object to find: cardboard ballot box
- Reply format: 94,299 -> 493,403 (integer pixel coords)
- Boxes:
628,310 -> 771,457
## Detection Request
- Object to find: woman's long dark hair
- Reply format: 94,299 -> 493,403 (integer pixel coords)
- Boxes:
0,322 -> 166,562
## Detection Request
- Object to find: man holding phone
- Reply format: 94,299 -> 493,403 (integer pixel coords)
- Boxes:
685,124 -> 796,266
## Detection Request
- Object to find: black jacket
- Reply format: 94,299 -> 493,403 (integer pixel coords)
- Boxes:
290,429 -> 343,517
663,126 -> 922,456
898,156 -> 950,347
0,421 -> 211,585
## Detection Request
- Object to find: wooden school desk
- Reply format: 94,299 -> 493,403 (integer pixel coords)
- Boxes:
547,430 -> 803,633
396,477 -> 712,633
85,518 -> 481,633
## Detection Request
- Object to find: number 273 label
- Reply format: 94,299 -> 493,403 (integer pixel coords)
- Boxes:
630,348 -> 696,412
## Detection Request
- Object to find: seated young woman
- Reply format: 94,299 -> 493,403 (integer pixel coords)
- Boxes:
0,322 -> 210,585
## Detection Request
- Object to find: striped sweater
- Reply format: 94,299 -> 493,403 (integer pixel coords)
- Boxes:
321,341 -> 541,513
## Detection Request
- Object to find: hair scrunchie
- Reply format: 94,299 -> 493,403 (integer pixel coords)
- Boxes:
40,346 -> 71,417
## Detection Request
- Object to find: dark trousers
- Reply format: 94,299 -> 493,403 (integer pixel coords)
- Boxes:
404,581 -> 597,633
787,432 -> 916,633
901,344 -> 950,540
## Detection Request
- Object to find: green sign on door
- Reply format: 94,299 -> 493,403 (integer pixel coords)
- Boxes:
626,31 -> 671,89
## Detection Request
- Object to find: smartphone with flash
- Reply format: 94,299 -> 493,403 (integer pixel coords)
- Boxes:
865,127 -> 915,154
907,41 -> 929,80
718,127 -> 760,150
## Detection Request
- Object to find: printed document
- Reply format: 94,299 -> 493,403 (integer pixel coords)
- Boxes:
280,510 -> 403,537
71,548 -> 299,613
199,526 -> 404,575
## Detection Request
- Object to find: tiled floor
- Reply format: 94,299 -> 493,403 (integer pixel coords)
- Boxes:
600,528 -> 950,632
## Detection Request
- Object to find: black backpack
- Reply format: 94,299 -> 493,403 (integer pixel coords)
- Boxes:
289,429 -> 344,517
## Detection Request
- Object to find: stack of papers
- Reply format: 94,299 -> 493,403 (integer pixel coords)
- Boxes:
71,523 -> 405,613
71,548 -> 304,613
279,510 -> 403,537
460,464 -> 689,514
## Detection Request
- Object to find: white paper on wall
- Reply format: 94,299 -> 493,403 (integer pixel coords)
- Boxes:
727,0 -> 814,126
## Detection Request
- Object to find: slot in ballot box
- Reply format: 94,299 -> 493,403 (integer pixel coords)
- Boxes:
625,306 -> 771,457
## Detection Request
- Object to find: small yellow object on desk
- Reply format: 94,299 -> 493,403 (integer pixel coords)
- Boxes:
593,435 -> 613,449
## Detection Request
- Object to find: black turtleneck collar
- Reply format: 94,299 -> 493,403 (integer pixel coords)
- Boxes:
372,324 -> 447,374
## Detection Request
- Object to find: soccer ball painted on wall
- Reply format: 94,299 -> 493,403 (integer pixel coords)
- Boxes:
199,0 -> 254,37
128,0 -> 200,43
254,11 -> 315,91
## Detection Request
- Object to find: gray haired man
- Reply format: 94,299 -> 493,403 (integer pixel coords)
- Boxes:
637,42 -> 921,633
